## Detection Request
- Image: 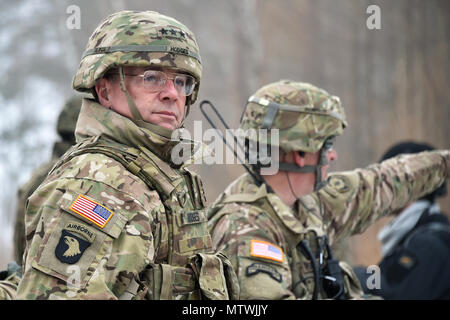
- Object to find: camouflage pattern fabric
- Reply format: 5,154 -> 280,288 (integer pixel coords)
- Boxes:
16,99 -> 233,300
16,9 -> 238,300
0,262 -> 22,300
73,10 -> 202,105
14,161 -> 56,265
0,276 -> 21,300
240,80 -> 347,153
208,150 -> 449,299
14,96 -> 82,264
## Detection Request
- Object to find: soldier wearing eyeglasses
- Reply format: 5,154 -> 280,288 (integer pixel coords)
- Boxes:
16,11 -> 238,300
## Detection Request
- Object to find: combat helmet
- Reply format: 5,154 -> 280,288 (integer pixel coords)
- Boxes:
56,95 -> 82,142
73,10 -> 202,132
53,96 -> 82,158
240,80 -> 347,190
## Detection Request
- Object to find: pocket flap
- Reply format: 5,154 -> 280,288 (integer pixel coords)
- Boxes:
179,235 -> 212,253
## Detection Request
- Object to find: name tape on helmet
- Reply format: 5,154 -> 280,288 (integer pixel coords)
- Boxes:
248,96 -> 345,123
83,45 -> 201,63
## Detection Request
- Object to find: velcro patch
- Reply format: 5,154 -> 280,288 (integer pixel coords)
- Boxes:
250,240 -> 284,263
398,254 -> 416,269
246,262 -> 282,282
69,194 -> 114,229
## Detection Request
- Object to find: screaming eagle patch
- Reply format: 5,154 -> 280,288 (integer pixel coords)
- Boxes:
55,222 -> 95,264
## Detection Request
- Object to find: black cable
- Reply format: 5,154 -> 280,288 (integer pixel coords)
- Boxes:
199,100 -> 266,187
285,165 -> 298,201
297,239 -> 320,300
291,275 -> 315,292
322,236 -> 346,300
316,236 -> 326,298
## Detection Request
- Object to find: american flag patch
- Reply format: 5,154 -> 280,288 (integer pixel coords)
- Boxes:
69,195 -> 114,229
250,240 -> 284,263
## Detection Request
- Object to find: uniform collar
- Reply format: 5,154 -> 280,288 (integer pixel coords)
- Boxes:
222,173 -> 312,235
75,98 -> 194,165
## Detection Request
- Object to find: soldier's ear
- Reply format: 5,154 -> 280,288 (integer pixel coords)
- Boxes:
95,78 -> 114,108
293,151 -> 305,167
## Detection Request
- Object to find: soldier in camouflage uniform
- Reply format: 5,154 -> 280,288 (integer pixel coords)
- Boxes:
0,96 -> 81,300
0,262 -> 22,300
14,96 -> 82,266
16,10 -> 238,300
207,80 -> 450,299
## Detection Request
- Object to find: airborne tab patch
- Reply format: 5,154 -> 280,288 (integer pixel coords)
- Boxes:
246,262 -> 282,282
70,194 -> 114,229
250,240 -> 284,263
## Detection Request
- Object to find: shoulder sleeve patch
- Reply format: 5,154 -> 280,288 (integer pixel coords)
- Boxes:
250,240 -> 284,263
69,194 -> 114,229
326,174 -> 351,193
60,190 -> 126,239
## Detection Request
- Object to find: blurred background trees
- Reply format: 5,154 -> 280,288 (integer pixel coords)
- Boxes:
0,0 -> 449,267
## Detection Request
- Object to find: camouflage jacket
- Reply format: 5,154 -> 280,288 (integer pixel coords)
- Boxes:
0,276 -> 21,300
14,160 -> 59,265
17,98 -> 236,300
0,262 -> 22,300
208,150 -> 449,299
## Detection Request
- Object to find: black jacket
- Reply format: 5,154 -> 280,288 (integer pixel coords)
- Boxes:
357,209 -> 450,300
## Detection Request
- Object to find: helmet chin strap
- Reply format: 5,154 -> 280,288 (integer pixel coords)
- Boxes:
286,171 -> 298,202
179,99 -> 191,127
279,146 -> 329,192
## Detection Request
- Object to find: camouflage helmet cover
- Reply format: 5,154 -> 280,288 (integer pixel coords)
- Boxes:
73,10 -> 202,103
240,80 -> 347,153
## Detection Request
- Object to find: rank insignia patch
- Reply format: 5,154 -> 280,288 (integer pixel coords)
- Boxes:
70,194 -> 114,229
55,229 -> 92,264
250,240 -> 284,263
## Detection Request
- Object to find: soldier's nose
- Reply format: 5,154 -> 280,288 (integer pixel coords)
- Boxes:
159,79 -> 179,101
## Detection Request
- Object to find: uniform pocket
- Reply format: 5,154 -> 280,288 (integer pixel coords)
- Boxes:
32,190 -> 127,289
236,238 -> 292,299
33,212 -> 109,288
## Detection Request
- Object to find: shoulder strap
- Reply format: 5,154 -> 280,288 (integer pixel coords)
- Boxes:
50,136 -> 174,201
